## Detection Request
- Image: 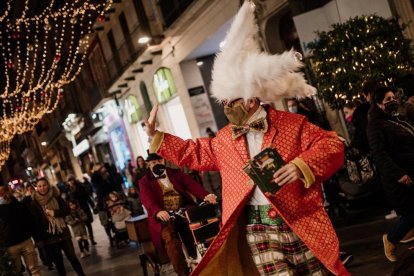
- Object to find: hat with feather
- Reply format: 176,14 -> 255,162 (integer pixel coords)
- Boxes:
210,1 -> 316,103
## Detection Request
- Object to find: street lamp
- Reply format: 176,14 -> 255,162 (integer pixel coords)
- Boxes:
138,36 -> 151,44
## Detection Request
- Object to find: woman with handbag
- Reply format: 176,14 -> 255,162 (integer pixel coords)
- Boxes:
367,86 -> 414,262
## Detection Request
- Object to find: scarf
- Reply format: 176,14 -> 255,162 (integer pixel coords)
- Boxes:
34,186 -> 67,235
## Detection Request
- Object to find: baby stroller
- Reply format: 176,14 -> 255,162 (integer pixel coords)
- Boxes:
106,192 -> 132,248
110,207 -> 132,248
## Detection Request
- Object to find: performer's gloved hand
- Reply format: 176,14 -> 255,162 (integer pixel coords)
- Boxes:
145,104 -> 159,137
272,163 -> 303,186
204,194 -> 217,204
156,210 -> 170,222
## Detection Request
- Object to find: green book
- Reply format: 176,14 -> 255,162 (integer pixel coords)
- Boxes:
243,147 -> 285,195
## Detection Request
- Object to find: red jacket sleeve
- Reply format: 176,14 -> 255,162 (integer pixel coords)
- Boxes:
297,118 -> 344,182
139,179 -> 162,219
157,133 -> 219,171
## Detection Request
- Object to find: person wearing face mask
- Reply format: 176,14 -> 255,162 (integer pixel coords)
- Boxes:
0,182 -> 40,275
143,3 -> 348,275
139,153 -> 216,276
287,98 -> 299,114
367,86 -> 414,262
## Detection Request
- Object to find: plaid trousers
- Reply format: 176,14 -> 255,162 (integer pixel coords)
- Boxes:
246,205 -> 330,276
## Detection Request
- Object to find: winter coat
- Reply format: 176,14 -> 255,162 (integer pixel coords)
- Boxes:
367,105 -> 414,215
68,182 -> 95,223
66,208 -> 88,237
351,102 -> 371,154
31,194 -> 71,246
139,168 -> 209,249
126,195 -> 145,216
0,197 -> 34,247
92,173 -> 117,211
133,167 -> 148,189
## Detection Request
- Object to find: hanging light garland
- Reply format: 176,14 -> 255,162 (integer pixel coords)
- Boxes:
0,140 -> 11,168
0,0 -> 112,168
307,15 -> 414,109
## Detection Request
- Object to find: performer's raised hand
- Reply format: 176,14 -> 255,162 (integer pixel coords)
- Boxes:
273,163 -> 303,186
145,104 -> 159,137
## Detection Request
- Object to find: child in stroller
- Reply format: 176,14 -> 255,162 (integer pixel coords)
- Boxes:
106,191 -> 131,248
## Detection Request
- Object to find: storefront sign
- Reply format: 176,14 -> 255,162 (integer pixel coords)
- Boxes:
73,139 -> 90,157
125,95 -> 142,124
188,86 -> 217,136
152,67 -> 177,103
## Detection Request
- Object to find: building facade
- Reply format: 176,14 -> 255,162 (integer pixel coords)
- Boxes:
3,0 -> 414,184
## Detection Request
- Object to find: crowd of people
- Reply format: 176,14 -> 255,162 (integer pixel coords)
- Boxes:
2,2 -> 414,275
0,158 -> 146,275
3,80 -> 413,276
0,150 -> 221,276
334,78 -> 414,266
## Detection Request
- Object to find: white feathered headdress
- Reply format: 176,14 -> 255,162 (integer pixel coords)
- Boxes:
211,1 -> 316,102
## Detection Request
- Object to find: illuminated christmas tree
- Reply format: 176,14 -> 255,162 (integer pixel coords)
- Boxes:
308,15 -> 414,109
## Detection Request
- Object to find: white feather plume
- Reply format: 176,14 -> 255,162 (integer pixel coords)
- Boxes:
211,1 -> 316,102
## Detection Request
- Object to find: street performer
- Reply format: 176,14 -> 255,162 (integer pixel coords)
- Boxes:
144,1 -> 349,275
139,152 -> 217,276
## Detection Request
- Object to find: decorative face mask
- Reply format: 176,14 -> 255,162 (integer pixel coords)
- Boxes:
384,100 -> 399,114
152,164 -> 166,176
224,101 -> 249,125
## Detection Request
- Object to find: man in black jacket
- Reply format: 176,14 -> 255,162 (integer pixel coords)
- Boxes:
92,163 -> 118,246
351,80 -> 378,155
0,182 -> 40,275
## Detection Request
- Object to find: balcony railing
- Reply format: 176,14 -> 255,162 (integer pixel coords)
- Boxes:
104,23 -> 147,88
159,0 -> 195,28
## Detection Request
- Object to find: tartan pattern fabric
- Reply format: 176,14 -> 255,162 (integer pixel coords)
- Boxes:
246,208 -> 329,276
246,205 -> 284,226
231,117 -> 268,139
156,108 -> 349,275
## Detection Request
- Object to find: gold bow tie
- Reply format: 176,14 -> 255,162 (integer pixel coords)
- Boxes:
231,118 -> 268,139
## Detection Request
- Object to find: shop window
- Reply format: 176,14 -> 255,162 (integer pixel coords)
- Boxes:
164,97 -> 192,139
152,67 -> 177,104
140,81 -> 152,114
124,95 -> 142,124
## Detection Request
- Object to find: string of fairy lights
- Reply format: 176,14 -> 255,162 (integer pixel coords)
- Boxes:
0,0 -> 113,168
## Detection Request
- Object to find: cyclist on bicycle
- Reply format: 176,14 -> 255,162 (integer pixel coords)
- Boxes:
139,153 -> 217,276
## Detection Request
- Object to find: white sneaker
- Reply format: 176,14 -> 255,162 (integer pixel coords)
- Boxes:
80,252 -> 86,259
385,210 -> 397,220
